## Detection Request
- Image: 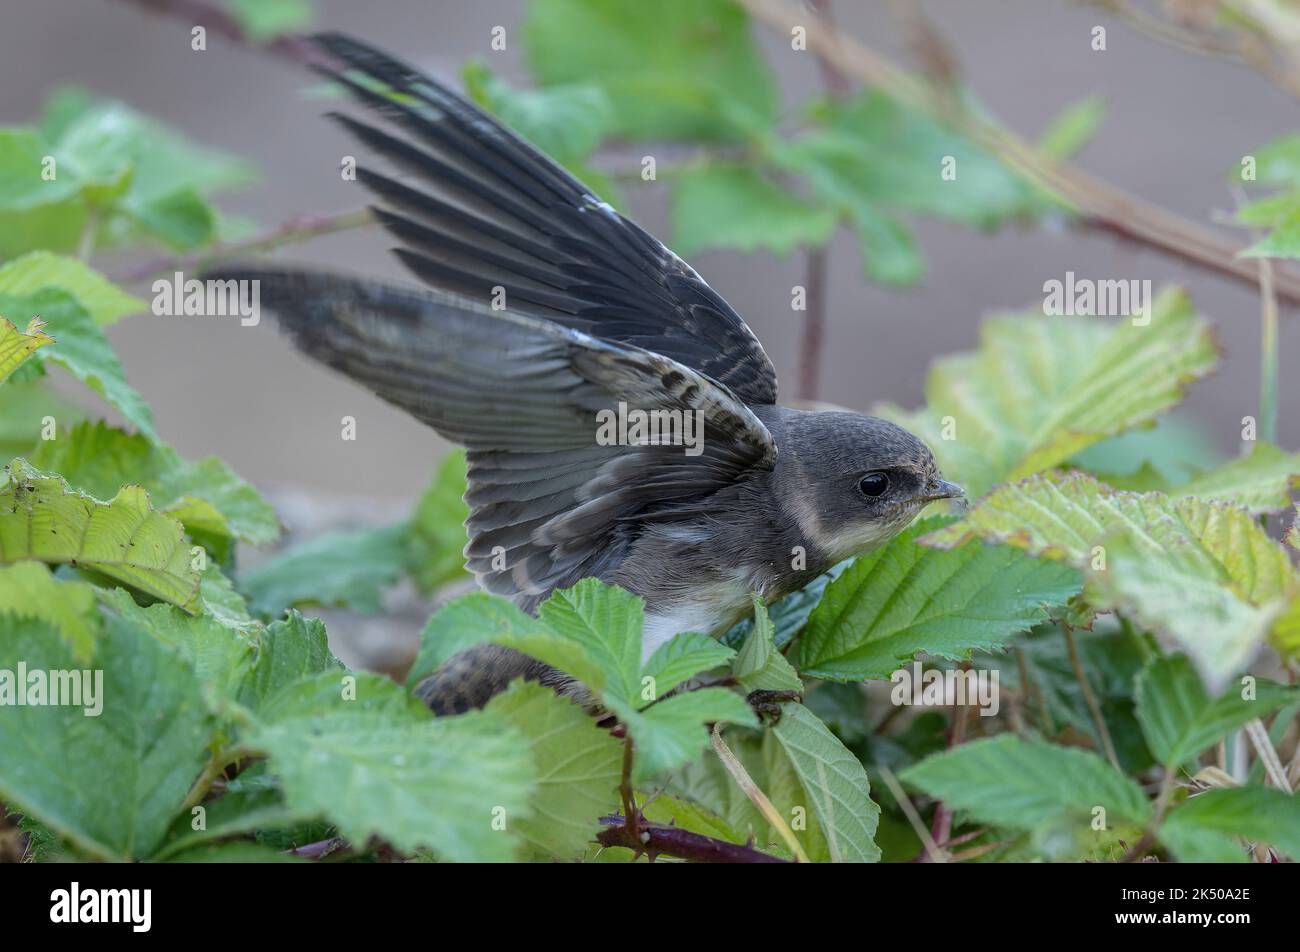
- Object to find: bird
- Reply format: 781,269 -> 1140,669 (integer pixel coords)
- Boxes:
212,33 -> 964,715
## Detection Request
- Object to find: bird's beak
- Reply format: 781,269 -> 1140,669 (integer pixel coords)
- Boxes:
924,478 -> 965,501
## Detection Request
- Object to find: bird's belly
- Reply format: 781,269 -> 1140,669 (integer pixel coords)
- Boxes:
641,579 -> 757,664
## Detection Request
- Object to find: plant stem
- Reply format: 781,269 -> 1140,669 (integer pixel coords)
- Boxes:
737,0 -> 1300,306
875,762 -> 946,862
710,723 -> 810,862
1063,624 -> 1121,771
595,815 -> 790,863
797,245 -> 829,402
112,208 -> 374,286
1257,254 -> 1280,444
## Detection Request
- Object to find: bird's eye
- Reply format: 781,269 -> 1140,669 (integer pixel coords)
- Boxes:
858,472 -> 889,497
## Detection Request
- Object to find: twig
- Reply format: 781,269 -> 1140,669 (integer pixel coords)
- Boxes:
710,723 -> 810,862
1063,624 -> 1121,770
797,245 -> 829,402
795,0 -> 851,403
595,815 -> 790,863
737,0 -> 1300,306
875,762 -> 946,862
283,836 -> 348,860
1083,0 -> 1300,101
1245,717 -> 1293,792
113,0 -> 330,68
929,685 -> 969,851
111,209 -> 374,285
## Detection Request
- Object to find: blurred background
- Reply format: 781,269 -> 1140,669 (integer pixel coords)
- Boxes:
2,0 -> 1294,502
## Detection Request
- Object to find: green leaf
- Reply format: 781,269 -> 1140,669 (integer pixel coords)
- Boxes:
769,703 -> 881,862
408,591 -> 608,698
51,98 -> 254,252
671,162 -> 839,258
228,0 -> 313,41
0,252 -> 145,326
852,205 -> 924,286
778,90 -> 1047,232
797,516 -> 1080,681
485,680 -> 622,860
926,471 -> 1298,683
879,289 -> 1218,497
462,60 -> 614,171
617,688 -> 757,781
0,315 -> 53,385
733,596 -> 802,693
1161,786 -> 1300,862
237,611 -> 342,714
0,561 -> 99,659
642,631 -> 736,702
0,380 -> 85,461
537,578 -> 645,705
0,460 -> 201,611
1243,132 -> 1300,186
1169,441 -> 1300,514
242,522 -> 407,616
0,615 -> 218,860
524,0 -> 779,141
29,420 -> 279,550
125,185 -> 217,250
402,449 -> 470,594
1038,95 -> 1106,160
901,734 -> 1151,832
0,289 -> 156,438
1134,654 -> 1298,768
1240,205 -> 1300,258
98,587 -> 254,715
249,672 -> 536,861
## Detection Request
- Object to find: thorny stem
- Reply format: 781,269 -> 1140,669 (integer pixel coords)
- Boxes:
737,0 -> 1300,306
1064,624 -> 1121,771
928,682 -> 969,851
595,815 -> 790,863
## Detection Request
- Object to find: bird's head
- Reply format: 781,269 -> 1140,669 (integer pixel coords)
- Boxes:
778,411 -> 964,568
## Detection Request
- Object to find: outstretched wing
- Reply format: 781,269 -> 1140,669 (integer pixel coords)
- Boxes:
308,31 -> 779,406
217,269 -> 775,607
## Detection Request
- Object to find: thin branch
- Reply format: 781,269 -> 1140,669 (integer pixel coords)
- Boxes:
1083,0 -> 1300,100
111,208 -> 374,285
797,245 -> 829,402
795,0 -> 850,403
595,815 -> 790,863
738,0 -> 1300,307
283,836 -> 348,860
113,0 -> 329,68
1246,717 -> 1293,792
1064,624 -> 1121,770
875,762 -> 946,862
929,685 -> 969,852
